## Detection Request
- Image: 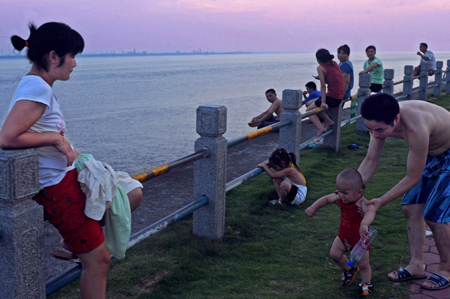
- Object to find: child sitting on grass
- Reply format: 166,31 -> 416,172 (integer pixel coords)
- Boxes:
304,168 -> 376,296
257,148 -> 307,205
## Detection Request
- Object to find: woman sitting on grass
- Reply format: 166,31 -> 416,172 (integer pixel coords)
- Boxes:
257,148 -> 307,205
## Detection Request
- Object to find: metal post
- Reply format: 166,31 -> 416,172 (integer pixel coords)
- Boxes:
445,60 -> 450,92
279,89 -> 302,162
382,69 -> 394,95
0,149 -> 44,299
402,65 -> 414,101
434,61 -> 443,97
356,73 -> 371,132
418,60 -> 429,101
193,105 -> 227,240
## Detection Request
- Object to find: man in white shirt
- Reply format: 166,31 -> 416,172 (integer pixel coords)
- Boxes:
412,43 -> 436,76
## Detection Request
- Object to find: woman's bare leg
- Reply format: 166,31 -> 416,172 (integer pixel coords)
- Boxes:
127,187 -> 143,212
77,242 -> 111,299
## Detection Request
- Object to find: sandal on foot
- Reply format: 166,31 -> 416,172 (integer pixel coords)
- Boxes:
52,249 -> 77,261
421,272 -> 450,290
342,266 -> 359,287
359,283 -> 373,296
387,268 -> 427,282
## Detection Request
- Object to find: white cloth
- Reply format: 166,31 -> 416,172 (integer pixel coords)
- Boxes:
8,75 -> 74,188
75,154 -> 143,259
76,159 -> 117,220
285,177 -> 307,205
422,50 -> 436,71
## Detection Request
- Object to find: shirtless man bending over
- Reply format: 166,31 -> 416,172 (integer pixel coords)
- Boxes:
248,89 -> 284,128
359,93 -> 450,291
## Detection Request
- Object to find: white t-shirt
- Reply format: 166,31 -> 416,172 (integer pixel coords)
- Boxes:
8,75 -> 74,188
421,50 -> 436,71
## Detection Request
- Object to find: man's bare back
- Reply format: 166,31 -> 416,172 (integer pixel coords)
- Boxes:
389,101 -> 450,156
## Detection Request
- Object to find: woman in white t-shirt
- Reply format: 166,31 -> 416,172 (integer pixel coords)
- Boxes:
0,22 -> 143,299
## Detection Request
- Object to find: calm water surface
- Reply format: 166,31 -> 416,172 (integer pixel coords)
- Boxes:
1,52 -> 449,174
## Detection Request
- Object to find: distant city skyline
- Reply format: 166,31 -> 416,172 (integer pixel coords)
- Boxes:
0,0 -> 449,55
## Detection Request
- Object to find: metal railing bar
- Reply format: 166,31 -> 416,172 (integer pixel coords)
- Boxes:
299,129 -> 333,151
302,107 -> 325,118
227,120 -> 291,148
226,168 -> 264,192
127,196 -> 209,249
131,148 -> 209,182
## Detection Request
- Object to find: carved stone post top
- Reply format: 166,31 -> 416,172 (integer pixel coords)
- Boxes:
0,148 -> 39,203
196,105 -> 227,137
358,73 -> 371,88
0,148 -> 38,160
436,61 -> 443,68
282,89 -> 302,110
404,65 -> 413,75
384,69 -> 394,80
420,60 -> 429,70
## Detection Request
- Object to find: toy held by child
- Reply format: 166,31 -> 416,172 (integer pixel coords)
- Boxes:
257,148 -> 307,206
304,168 -> 376,296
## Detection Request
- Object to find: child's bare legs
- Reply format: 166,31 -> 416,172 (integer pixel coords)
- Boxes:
330,236 -> 352,271
278,180 -> 292,205
272,178 -> 291,204
77,242 -> 111,299
358,251 -> 372,284
272,178 -> 283,198
330,237 -> 371,284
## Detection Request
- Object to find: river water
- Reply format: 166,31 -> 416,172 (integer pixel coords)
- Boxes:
1,51 -> 449,174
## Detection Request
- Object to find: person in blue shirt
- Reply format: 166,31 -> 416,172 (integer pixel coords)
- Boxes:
338,44 -> 354,102
302,81 -> 321,106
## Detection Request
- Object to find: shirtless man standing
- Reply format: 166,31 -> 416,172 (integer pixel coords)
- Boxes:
248,89 -> 284,128
358,93 -> 450,291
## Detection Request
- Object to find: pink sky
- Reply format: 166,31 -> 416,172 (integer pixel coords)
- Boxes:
0,0 -> 449,54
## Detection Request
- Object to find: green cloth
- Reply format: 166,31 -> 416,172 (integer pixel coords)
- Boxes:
363,57 -> 384,84
75,154 -> 131,259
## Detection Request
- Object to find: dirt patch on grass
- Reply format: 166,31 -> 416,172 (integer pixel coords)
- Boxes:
136,269 -> 171,292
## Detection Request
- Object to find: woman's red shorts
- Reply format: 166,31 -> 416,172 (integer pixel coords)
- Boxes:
33,169 -> 104,254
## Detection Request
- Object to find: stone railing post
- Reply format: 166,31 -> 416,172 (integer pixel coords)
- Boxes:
402,65 -> 414,101
279,89 -> 302,162
418,60 -> 429,101
323,103 -> 342,153
445,60 -> 450,92
382,69 -> 394,95
193,105 -> 227,240
434,61 -> 443,97
0,149 -> 44,299
356,73 -> 371,132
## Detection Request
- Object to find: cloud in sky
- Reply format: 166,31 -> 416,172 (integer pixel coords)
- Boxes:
0,0 -> 448,54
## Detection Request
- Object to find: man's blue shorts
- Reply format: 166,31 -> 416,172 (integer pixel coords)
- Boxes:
402,150 -> 450,223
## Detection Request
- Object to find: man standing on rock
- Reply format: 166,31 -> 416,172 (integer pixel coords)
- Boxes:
358,93 -> 450,291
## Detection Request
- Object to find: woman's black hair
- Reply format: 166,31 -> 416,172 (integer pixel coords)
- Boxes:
337,44 -> 350,56
269,148 -> 300,171
316,48 -> 334,64
11,22 -> 84,71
